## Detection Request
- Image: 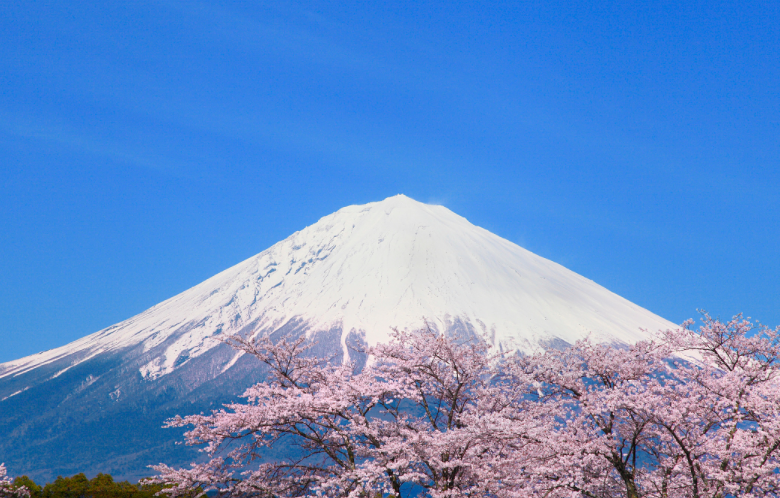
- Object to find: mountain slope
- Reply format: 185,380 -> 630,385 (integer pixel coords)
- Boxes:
0,195 -> 676,481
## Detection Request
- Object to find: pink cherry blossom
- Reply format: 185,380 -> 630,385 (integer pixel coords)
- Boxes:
0,464 -> 28,498
149,315 -> 780,498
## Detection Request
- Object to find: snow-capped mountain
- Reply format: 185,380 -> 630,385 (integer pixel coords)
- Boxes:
0,195 -> 676,482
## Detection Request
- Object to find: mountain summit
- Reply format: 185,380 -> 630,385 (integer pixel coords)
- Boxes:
0,195 -> 675,481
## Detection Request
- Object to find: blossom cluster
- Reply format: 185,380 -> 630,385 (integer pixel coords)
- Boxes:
0,464 -> 28,498
149,314 -> 780,498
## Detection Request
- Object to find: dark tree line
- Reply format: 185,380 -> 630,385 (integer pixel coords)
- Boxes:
8,473 -> 185,498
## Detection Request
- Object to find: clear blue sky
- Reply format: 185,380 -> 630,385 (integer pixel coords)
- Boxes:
1,1 -> 778,362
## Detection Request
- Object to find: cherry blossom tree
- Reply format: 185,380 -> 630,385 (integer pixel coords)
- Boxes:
503,338 -> 671,498
508,314 -> 780,498
0,464 -> 28,498
364,328 -> 524,497
149,327 -> 515,498
651,314 -> 780,498
150,315 -> 780,498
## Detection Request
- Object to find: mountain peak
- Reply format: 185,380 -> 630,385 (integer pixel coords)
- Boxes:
331,194 -> 447,222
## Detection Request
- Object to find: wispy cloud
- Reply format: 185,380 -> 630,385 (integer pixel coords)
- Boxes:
0,110 -> 190,175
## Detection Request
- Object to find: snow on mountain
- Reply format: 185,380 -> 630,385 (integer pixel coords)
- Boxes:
1,194 -> 675,382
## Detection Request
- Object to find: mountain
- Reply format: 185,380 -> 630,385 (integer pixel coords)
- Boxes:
0,195 -> 675,482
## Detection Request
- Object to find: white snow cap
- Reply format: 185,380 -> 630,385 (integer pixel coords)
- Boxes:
1,194 -> 675,379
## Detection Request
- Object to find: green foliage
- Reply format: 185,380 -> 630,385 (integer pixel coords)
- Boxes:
12,477 -> 41,498
12,474 -> 174,498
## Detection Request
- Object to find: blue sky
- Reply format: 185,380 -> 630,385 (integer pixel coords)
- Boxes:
1,1 -> 778,362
